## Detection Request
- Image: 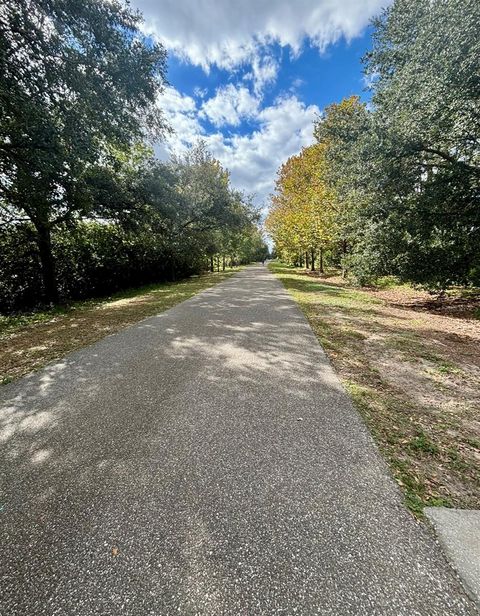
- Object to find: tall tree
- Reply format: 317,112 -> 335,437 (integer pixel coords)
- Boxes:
171,142 -> 258,256
266,144 -> 336,270
314,96 -> 371,275
361,0 -> 480,288
0,0 -> 168,302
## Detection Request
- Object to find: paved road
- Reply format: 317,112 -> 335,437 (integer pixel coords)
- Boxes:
0,266 -> 476,615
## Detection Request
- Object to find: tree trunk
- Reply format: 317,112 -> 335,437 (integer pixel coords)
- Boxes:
210,256 -> 214,272
36,222 -> 59,305
217,256 -> 220,272
222,255 -> 226,271
319,246 -> 324,274
310,248 -> 315,272
305,251 -> 309,270
342,239 -> 347,278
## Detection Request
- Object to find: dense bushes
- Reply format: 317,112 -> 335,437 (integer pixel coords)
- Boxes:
0,212 -> 267,313
0,222 -> 203,312
0,224 -> 42,312
1,224 -> 158,312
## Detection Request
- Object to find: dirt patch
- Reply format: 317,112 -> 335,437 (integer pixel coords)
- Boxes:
306,271 -> 480,321
271,263 -> 480,517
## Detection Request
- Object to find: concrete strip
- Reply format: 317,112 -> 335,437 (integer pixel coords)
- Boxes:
426,507 -> 480,606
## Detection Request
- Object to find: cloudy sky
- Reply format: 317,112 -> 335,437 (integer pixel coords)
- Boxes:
132,0 -> 389,208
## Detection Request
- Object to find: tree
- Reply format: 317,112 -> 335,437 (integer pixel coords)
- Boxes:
0,140 -> 268,311
233,226 -> 269,265
313,96 -> 371,276
171,142 -> 249,233
0,0 -> 168,302
266,144 -> 337,271
360,0 -> 480,288
170,142 -> 259,268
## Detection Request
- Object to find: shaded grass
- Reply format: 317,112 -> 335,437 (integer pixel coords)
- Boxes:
270,262 -> 480,518
1,269 -> 240,385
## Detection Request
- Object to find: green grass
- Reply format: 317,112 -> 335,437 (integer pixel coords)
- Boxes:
408,431 -> 440,455
0,305 -> 72,337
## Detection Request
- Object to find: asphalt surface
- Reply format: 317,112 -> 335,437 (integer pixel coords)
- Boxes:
0,265 -> 476,615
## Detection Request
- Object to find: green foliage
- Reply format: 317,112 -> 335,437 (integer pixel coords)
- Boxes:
0,144 -> 267,312
313,96 -> 371,276
0,224 -> 42,312
364,0 -> 480,289
408,431 -> 439,456
0,0 -> 168,302
265,144 -> 337,271
308,0 -> 480,290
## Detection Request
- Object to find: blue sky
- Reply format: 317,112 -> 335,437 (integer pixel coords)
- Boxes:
132,0 -> 389,208
168,33 -> 372,113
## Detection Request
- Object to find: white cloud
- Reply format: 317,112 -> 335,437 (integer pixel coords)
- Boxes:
154,86 -> 203,157
143,1 -> 384,206
209,95 -> 319,205
200,84 -> 260,127
193,86 -> 208,99
156,87 -> 319,206
291,78 -> 305,89
245,54 -> 279,95
134,0 -> 387,75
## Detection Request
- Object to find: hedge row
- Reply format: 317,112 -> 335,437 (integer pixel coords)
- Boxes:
0,223 -> 205,313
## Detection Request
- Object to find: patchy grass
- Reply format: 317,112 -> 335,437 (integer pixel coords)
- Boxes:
0,269 -> 240,385
270,262 -> 480,517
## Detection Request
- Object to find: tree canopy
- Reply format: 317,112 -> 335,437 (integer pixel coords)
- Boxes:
269,0 -> 480,290
0,0 -> 168,302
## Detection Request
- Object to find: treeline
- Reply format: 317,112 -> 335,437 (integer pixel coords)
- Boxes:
267,0 -> 479,290
0,0 -> 267,313
0,143 -> 268,312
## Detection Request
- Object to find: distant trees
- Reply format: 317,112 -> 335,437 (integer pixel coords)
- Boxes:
268,0 -> 480,290
0,140 -> 267,312
0,2 -> 267,312
265,144 -> 337,272
140,142 -> 266,276
170,142 -> 259,269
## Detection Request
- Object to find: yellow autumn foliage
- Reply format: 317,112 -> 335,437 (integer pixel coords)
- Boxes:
266,143 -> 337,264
